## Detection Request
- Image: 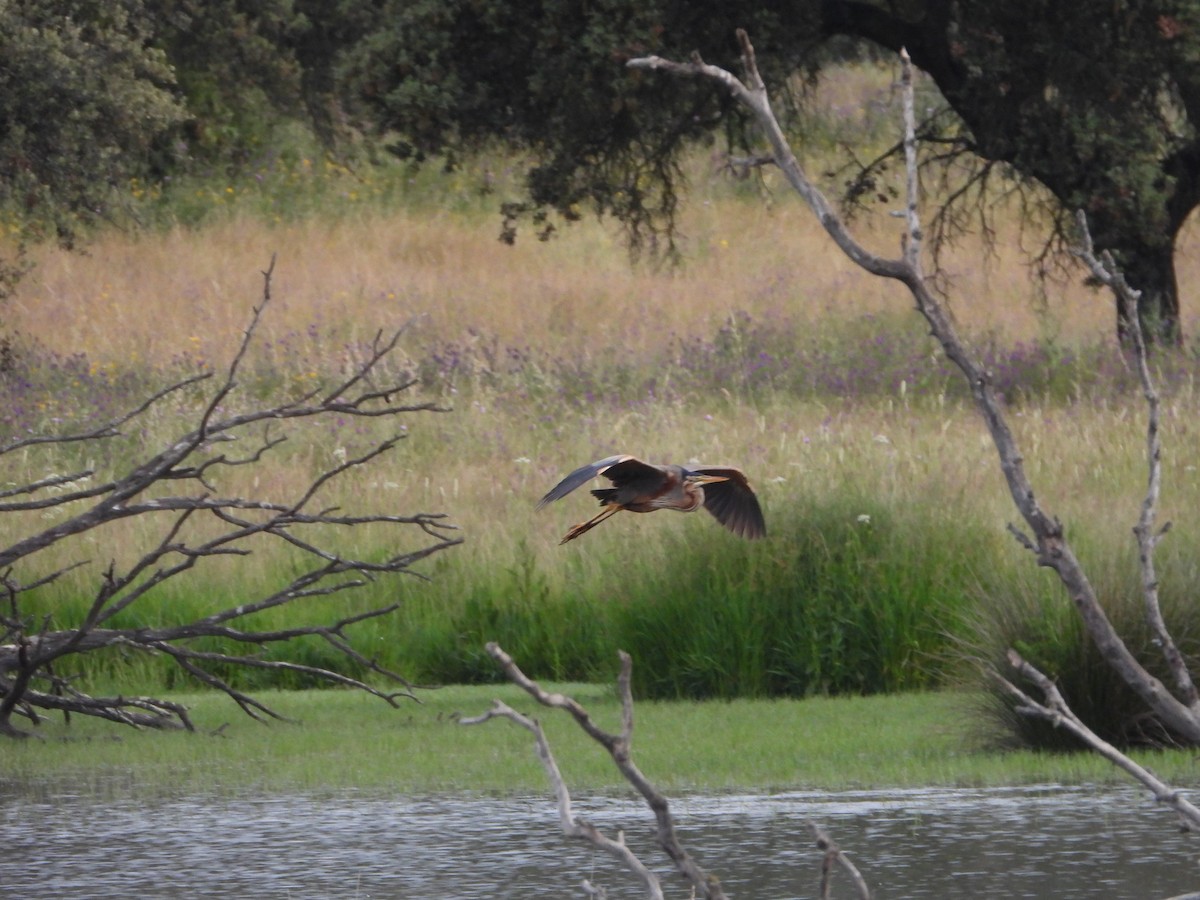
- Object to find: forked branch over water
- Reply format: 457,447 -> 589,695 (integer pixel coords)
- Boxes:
0,258 -> 462,737
463,642 -> 870,899
999,648 -> 1200,831
460,695 -> 667,900
465,642 -> 718,899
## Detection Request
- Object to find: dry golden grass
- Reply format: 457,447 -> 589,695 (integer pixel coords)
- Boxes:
6,183 -> 1200,681
10,176 -> 1161,373
6,190 -> 1194,545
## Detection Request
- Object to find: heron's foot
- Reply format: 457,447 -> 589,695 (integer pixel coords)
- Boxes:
560,520 -> 595,544
559,505 -> 621,543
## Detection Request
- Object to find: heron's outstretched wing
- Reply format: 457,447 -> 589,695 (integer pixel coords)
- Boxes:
537,454 -> 661,507
694,466 -> 767,539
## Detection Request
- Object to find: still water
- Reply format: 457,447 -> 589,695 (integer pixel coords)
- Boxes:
6,780 -> 1200,898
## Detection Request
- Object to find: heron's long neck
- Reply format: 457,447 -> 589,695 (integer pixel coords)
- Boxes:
679,483 -> 705,512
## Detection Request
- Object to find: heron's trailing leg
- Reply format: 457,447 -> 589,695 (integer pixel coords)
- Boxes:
560,504 -> 622,544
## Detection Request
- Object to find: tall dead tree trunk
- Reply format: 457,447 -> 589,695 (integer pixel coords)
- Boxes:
626,31 -> 1200,821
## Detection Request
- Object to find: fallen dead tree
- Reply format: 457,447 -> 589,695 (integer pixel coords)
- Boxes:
0,258 -> 462,736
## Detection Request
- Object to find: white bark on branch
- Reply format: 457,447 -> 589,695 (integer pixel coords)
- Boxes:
467,643 -> 872,899
460,698 -> 666,900
480,642 -> 726,899
1069,213 -> 1199,715
996,649 -> 1200,831
629,29 -> 1200,745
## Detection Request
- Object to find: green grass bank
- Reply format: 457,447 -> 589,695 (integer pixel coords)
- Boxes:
5,687 -> 1199,797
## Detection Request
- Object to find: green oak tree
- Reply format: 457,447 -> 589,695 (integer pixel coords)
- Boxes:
0,1 -> 183,259
339,1 -> 1200,344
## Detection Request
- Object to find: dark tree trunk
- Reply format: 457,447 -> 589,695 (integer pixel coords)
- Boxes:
816,3 -> 1193,348
1111,241 -> 1182,349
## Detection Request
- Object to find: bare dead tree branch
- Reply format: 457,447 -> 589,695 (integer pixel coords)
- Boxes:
630,30 -> 1200,748
994,650 -> 1200,831
0,372 -> 212,460
480,641 -> 724,899
0,260 -> 463,736
812,823 -> 871,900
460,697 -> 667,900
1070,213 -> 1198,713
466,643 -> 872,899
12,686 -> 194,731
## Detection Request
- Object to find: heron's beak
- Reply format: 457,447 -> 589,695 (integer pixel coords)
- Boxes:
691,474 -> 729,485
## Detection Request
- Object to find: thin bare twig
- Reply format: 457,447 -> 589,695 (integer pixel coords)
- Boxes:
0,259 -> 462,734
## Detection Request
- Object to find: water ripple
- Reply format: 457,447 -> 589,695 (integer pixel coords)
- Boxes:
5,782 -> 1200,898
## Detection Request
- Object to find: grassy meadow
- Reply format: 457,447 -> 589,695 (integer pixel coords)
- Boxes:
5,131 -> 1200,761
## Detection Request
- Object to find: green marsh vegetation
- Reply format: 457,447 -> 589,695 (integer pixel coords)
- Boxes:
6,126 -> 1200,755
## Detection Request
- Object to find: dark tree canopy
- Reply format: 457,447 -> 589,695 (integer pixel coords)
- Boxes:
4,2 -> 1199,341
832,1 -> 1200,343
0,1 -> 182,260
342,1 -> 1200,342
339,1 -> 810,252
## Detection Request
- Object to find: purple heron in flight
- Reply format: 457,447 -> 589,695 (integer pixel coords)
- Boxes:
537,454 -> 766,544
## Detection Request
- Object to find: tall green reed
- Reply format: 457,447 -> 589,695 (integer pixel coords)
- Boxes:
387,493 -> 990,700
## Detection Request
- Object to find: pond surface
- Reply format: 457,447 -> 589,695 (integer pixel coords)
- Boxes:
7,780 -> 1200,898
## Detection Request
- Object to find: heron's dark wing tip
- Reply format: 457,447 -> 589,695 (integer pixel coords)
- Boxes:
696,467 -> 766,539
537,454 -> 635,508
